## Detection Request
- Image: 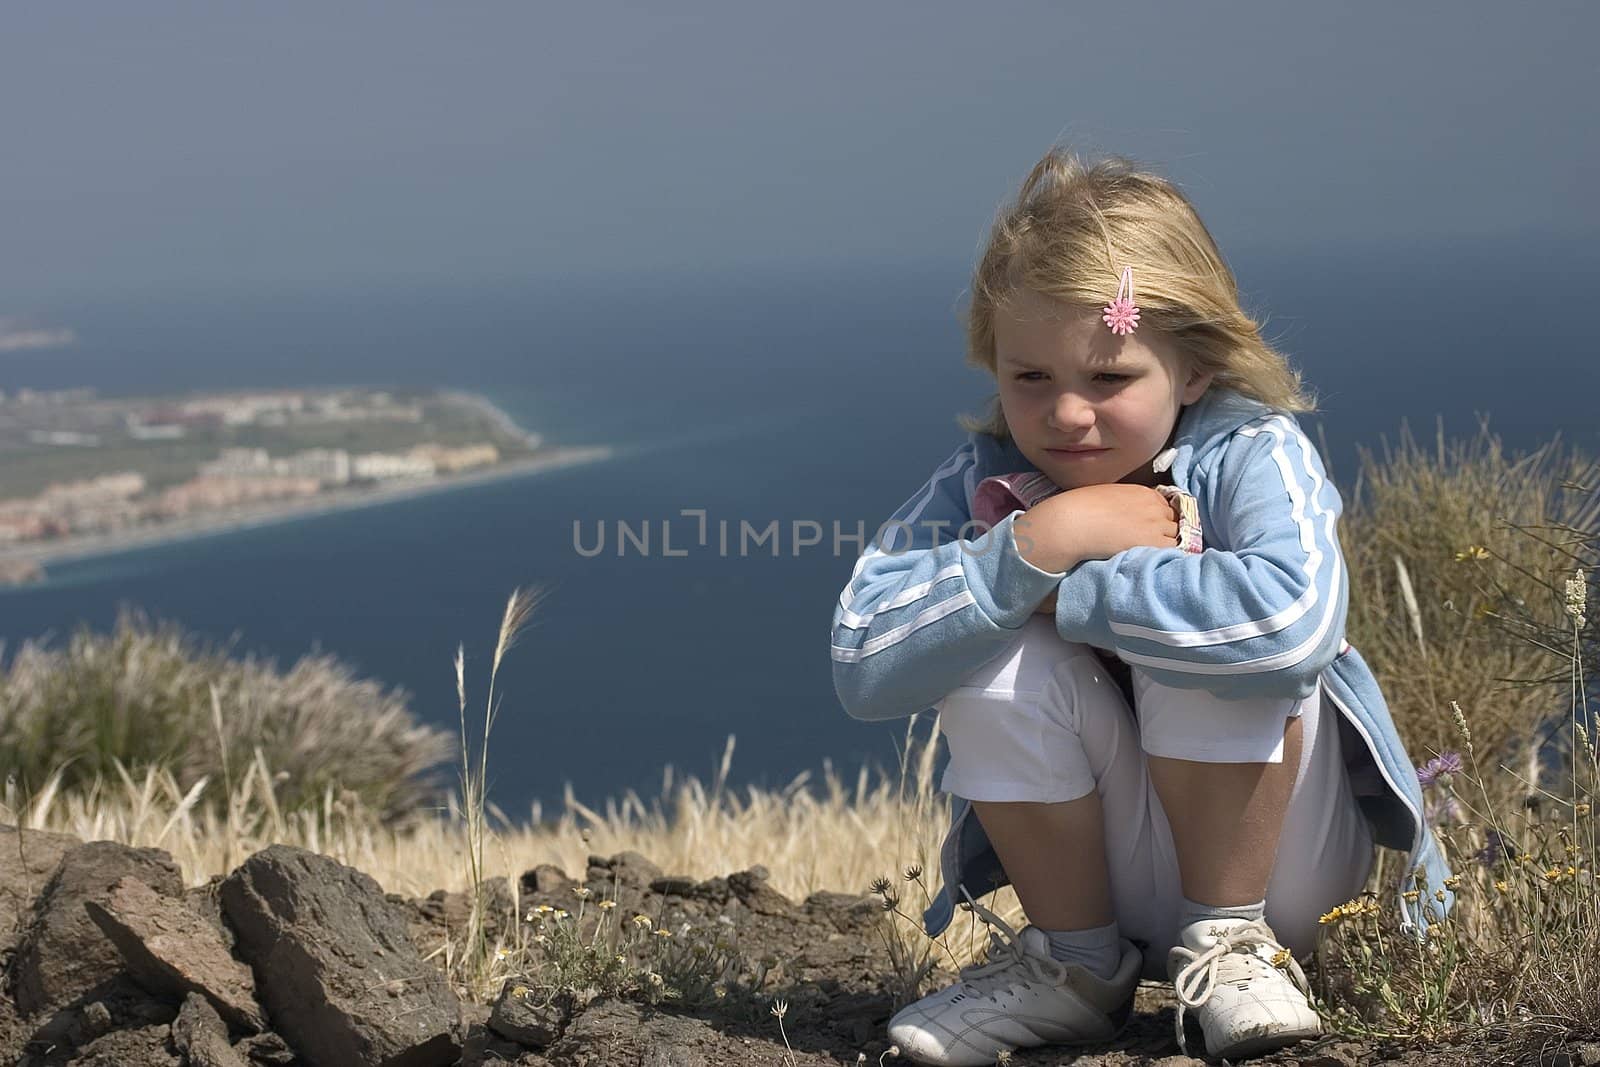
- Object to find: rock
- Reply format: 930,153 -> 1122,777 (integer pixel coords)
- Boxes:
85,875 -> 265,1033
73,1021 -> 182,1066
67,999 -> 114,1045
220,844 -> 460,1067
234,1030 -> 297,1066
183,876 -> 239,952
172,992 -> 250,1067
519,864 -> 576,897
586,851 -> 662,890
686,875 -> 730,904
803,890 -> 882,934
460,1001 -> 525,1067
412,877 -> 516,934
10,839 -> 183,1015
544,997 -> 724,1065
1578,1043 -> 1600,1067
487,982 -> 575,1049
1297,1043 -> 1367,1067
728,867 -> 792,916
648,875 -> 697,897
0,824 -> 80,957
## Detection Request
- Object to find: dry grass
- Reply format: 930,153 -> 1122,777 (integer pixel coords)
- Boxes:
1341,419 -> 1599,806
0,607 -> 453,820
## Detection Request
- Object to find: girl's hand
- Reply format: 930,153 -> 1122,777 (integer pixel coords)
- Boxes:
1013,483 -> 1180,575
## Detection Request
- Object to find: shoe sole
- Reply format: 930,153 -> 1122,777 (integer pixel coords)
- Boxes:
1208,1023 -> 1322,1059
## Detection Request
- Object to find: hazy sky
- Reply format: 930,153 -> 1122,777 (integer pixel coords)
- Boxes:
2,2 -> 1595,306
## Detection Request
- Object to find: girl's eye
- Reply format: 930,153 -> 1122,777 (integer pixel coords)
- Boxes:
1011,371 -> 1131,383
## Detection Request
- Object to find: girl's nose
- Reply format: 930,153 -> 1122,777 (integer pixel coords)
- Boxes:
1048,393 -> 1095,432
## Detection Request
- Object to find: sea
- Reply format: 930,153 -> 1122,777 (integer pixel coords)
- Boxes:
1,234 -> 1595,822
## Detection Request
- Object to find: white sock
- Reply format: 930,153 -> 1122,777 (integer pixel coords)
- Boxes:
1178,896 -> 1265,933
1040,921 -> 1121,980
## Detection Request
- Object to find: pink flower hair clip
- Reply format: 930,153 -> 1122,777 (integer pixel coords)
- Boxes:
1102,266 -> 1141,335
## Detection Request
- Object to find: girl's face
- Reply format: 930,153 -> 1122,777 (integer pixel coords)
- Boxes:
995,288 -> 1212,489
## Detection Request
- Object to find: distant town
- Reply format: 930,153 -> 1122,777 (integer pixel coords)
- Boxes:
0,387 -> 609,585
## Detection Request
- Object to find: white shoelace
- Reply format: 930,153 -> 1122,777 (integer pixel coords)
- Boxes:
952,885 -> 1070,996
1169,919 -> 1311,1055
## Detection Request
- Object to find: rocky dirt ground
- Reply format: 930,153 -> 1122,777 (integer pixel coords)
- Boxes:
0,823 -> 1593,1066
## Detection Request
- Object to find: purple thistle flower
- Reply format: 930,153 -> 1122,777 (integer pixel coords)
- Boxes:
1417,751 -> 1465,789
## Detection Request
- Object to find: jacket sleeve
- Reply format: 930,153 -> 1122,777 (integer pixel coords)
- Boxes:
1053,414 -> 1348,701
831,439 -> 1067,722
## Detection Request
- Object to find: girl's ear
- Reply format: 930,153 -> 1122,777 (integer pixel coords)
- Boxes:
1181,367 -> 1214,405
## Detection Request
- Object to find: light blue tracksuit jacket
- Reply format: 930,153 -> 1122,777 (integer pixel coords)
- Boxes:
830,387 -> 1453,940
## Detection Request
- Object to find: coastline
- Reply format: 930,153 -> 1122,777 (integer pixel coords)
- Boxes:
0,427 -> 614,580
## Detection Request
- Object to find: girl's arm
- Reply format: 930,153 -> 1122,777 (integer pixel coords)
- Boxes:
1052,414 -> 1348,701
831,440 -> 1066,722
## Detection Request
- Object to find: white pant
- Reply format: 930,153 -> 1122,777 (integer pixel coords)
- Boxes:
936,616 -> 1373,969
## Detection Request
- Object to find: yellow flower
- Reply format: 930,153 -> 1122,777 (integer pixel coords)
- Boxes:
1517,853 -> 1534,866
573,886 -> 592,899
494,947 -> 509,962
1567,865 -> 1579,878
1270,949 -> 1292,968
646,971 -> 664,987
1494,880 -> 1509,894
552,909 -> 569,920
535,904 -> 555,915
614,953 -> 627,965
1455,545 -> 1489,561
511,985 -> 529,997
1577,803 -> 1592,817
632,914 -> 653,928
654,927 -> 672,938
1434,889 -> 1447,902
598,900 -> 618,910
1441,876 -> 1461,891
1544,867 -> 1564,883
1317,906 -> 1344,925
1402,890 -> 1420,903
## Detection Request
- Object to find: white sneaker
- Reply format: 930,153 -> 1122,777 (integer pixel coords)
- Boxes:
887,894 -> 1141,1067
1167,917 -> 1322,1059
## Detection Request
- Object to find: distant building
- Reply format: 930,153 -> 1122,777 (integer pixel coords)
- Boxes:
201,448 -> 272,478
409,443 -> 499,472
353,452 -> 435,480
158,475 -> 321,515
27,430 -> 100,447
126,415 -> 187,440
277,448 -> 352,485
40,472 -> 146,503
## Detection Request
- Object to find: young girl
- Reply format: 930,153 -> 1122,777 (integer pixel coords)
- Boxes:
830,148 -> 1453,1065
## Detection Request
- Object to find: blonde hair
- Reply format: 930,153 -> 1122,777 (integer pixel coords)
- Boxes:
958,147 -> 1315,440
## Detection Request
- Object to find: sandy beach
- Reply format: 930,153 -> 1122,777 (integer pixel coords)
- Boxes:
0,442 -> 614,580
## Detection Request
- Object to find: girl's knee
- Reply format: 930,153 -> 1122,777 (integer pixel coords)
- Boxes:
936,620 -> 1129,803
953,615 -> 1102,698
1133,670 -> 1313,764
